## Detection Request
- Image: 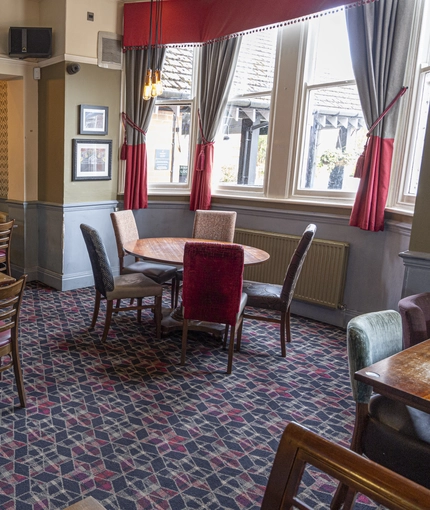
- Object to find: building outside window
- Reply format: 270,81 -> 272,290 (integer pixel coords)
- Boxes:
146,45 -> 195,186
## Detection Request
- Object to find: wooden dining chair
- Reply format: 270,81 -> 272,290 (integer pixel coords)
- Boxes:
242,223 -> 316,356
173,210 -> 237,307
0,275 -> 28,408
80,224 -> 163,342
331,310 -> 430,509
181,241 -> 247,374
110,210 -> 178,308
261,421 -> 430,510
0,219 -> 15,276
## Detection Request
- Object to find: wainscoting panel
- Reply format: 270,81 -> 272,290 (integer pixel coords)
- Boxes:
234,228 -> 349,309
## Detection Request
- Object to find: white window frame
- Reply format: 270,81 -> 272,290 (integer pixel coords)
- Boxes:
387,0 -> 430,212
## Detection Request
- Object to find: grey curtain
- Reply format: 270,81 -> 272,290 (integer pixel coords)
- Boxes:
123,47 -> 166,209
346,0 -> 415,231
190,37 -> 242,210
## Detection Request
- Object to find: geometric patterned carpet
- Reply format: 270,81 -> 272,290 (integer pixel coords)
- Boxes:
0,282 -> 383,509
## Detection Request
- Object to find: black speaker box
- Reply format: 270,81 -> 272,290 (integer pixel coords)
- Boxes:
8,27 -> 52,59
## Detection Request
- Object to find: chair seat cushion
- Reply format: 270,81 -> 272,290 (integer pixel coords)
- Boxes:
242,280 -> 285,311
106,273 -> 163,300
363,394 -> 430,488
0,329 -> 11,348
123,261 -> 177,284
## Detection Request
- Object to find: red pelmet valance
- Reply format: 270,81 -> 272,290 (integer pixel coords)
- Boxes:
123,0 -> 362,48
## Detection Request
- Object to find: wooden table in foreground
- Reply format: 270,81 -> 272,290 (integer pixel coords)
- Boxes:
123,237 -> 270,267
355,338 -> 430,414
123,237 -> 270,336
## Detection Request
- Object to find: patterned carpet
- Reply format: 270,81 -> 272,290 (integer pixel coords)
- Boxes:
0,282 -> 383,510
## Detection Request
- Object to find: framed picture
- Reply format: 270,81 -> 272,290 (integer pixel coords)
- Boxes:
79,104 -> 108,135
72,139 -> 112,181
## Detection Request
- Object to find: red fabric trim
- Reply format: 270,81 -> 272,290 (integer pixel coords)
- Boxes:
189,143 -> 214,211
124,144 -> 148,210
124,0 -> 360,47
349,136 -> 393,232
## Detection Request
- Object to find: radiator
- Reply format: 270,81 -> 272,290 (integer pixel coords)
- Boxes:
234,228 -> 349,309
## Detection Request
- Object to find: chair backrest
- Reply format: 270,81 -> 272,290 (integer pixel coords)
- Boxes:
261,421 -> 430,510
110,210 -> 139,259
0,275 -> 27,348
280,224 -> 316,304
80,224 -> 114,297
0,219 -> 15,274
182,242 -> 244,325
347,310 -> 403,404
398,292 -> 430,348
192,210 -> 237,242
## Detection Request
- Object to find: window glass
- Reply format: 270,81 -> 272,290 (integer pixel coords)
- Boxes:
213,30 -> 277,188
406,73 -> 430,195
297,12 -> 365,195
146,104 -> 192,184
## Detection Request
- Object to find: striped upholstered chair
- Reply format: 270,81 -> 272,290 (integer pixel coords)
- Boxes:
110,210 -> 178,308
242,224 -> 316,356
80,224 -> 163,342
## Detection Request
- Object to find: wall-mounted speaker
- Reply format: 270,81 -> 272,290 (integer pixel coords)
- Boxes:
8,27 -> 52,59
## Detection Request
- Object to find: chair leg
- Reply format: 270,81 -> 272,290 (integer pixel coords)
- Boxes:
236,316 -> 244,352
101,300 -> 114,342
12,345 -> 26,408
154,296 -> 162,339
227,324 -> 236,374
280,311 -> 287,357
90,290 -> 101,329
174,277 -> 181,308
181,320 -> 189,365
286,306 -> 292,343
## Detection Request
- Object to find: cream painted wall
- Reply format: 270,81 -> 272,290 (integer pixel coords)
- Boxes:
40,0 -> 66,59
65,0 -> 123,59
0,59 -> 38,202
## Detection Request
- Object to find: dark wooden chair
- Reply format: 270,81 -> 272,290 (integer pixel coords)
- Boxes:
331,310 -> 430,509
0,275 -> 28,408
181,241 -> 246,374
173,210 -> 237,308
0,219 -> 15,276
80,224 -> 163,342
242,224 -> 316,356
110,210 -> 177,308
261,421 -> 430,510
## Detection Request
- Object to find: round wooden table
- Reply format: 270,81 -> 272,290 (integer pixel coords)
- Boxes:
123,237 -> 270,336
123,237 -> 270,266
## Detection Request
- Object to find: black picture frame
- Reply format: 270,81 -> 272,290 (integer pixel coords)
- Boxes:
79,104 -> 108,135
72,139 -> 112,181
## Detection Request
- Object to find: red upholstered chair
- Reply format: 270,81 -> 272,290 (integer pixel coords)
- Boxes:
0,275 -> 28,408
398,292 -> 430,348
173,210 -> 237,308
0,219 -> 15,276
181,242 -> 247,374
